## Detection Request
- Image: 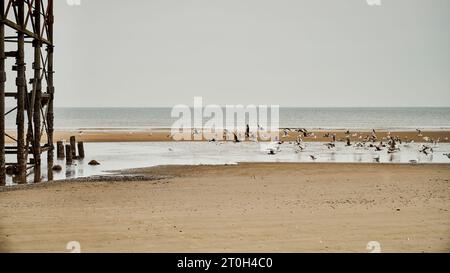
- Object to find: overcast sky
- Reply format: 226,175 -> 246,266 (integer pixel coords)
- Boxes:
46,0 -> 450,107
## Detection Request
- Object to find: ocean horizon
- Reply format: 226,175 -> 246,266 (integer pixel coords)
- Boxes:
5,107 -> 450,131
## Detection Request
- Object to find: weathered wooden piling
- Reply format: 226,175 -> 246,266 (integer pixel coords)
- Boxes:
65,145 -> 73,165
0,0 -> 5,186
46,0 -> 55,181
0,0 -> 55,185
77,142 -> 85,159
32,0 -> 42,183
16,0 -> 26,184
70,136 -> 77,158
57,141 -> 65,159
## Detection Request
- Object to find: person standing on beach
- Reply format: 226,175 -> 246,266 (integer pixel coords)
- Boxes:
245,124 -> 250,139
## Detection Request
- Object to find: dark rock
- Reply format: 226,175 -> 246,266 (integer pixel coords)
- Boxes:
52,165 -> 63,172
88,160 -> 100,166
6,165 -> 18,176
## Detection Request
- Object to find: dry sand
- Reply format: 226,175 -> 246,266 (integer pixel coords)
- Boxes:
1,163 -> 449,253
5,129 -> 450,143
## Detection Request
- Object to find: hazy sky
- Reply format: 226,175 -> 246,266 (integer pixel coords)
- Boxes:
47,0 -> 450,107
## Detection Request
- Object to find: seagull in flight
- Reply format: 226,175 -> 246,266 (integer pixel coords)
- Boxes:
266,142 -> 281,155
420,145 -> 433,155
294,137 -> 306,152
324,142 -> 335,149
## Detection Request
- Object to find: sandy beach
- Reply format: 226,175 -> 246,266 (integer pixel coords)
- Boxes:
5,129 -> 450,143
1,163 -> 449,253
1,0 -> 449,260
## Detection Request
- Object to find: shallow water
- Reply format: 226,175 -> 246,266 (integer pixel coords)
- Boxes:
4,141 -> 450,186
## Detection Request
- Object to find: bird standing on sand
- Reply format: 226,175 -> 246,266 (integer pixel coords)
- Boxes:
416,129 -> 422,137
233,132 -> 240,143
346,137 -> 351,147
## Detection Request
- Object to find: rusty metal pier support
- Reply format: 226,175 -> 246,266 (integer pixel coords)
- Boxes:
0,0 -> 54,185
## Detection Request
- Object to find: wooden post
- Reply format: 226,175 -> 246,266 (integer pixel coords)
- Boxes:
46,0 -> 54,181
70,136 -> 76,158
0,0 -> 5,186
1,0 -> 55,184
32,0 -> 42,183
16,0 -> 26,184
65,144 -> 72,165
57,141 -> 65,159
77,141 -> 85,159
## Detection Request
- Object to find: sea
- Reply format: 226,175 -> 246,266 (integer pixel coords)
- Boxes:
5,107 -> 450,131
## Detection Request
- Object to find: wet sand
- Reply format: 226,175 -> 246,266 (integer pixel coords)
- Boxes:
5,129 -> 450,143
0,163 -> 449,252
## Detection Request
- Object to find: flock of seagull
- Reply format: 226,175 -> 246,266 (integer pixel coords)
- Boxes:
184,126 -> 450,162
270,128 -> 449,163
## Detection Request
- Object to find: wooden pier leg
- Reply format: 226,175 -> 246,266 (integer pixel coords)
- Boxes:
57,141 -> 65,159
32,0 -> 42,183
0,1 -> 6,186
46,0 -> 55,181
77,141 -> 85,159
16,0 -> 26,184
65,145 -> 72,165
70,136 -> 76,158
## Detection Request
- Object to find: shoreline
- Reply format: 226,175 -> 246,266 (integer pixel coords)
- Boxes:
6,127 -> 450,131
5,129 -> 450,143
2,162 -> 450,191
